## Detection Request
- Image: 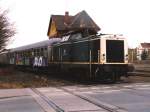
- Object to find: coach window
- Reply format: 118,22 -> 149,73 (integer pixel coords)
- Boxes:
34,49 -> 36,56
37,49 -> 40,56
35,49 -> 37,56
44,47 -> 47,57
12,53 -> 15,58
21,52 -> 24,58
23,52 -> 25,58
28,51 -> 30,57
21,52 -> 22,58
10,53 -> 12,58
24,51 -> 26,58
49,47 -> 52,61
40,48 -> 44,56
28,50 -> 30,57
36,49 -> 38,56
23,50 -> 26,56
19,52 -> 21,57
32,51 -> 34,56
33,49 -> 36,56
25,51 -> 27,57
19,52 -> 21,58
34,49 -> 37,56
26,50 -> 30,57
23,51 -> 25,58
17,52 -> 20,58
26,51 -> 28,58
16,52 -> 17,58
22,51 -> 26,58
17,52 -> 19,58
22,52 -> 24,57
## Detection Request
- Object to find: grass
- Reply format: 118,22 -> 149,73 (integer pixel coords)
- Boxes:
0,67 -> 73,89
1,66 -> 150,89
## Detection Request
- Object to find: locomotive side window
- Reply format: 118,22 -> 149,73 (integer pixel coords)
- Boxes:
61,44 -> 71,62
48,47 -> 52,61
53,46 -> 60,61
71,41 -> 89,62
70,39 -> 100,63
90,39 -> 100,62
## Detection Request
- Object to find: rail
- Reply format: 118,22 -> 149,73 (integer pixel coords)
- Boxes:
31,88 -> 64,112
58,87 -> 127,112
31,87 -> 127,112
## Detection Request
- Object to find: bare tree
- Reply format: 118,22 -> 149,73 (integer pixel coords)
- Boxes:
0,10 -> 15,52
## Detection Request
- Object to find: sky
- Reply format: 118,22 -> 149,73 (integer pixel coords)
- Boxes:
0,0 -> 150,48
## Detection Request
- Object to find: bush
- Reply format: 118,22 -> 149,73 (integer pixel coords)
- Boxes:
141,50 -> 148,60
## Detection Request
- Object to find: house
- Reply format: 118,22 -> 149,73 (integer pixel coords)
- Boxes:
47,10 -> 100,38
128,48 -> 137,62
137,43 -> 150,60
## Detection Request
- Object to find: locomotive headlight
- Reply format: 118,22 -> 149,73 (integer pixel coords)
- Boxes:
101,54 -> 106,63
125,54 -> 128,62
102,54 -> 105,60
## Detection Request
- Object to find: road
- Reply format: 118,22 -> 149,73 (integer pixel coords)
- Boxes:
0,83 -> 150,112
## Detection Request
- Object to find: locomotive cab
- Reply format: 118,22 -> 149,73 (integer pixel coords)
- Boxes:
100,35 -> 128,64
96,34 -> 131,81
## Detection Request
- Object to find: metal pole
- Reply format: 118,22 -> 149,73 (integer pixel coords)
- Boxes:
89,50 -> 92,78
98,50 -> 100,63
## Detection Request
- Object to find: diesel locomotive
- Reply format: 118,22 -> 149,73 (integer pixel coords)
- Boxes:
0,33 -> 133,82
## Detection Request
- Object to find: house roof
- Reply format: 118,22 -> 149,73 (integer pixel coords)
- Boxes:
47,10 -> 100,36
50,15 -> 74,31
141,43 -> 150,48
69,11 -> 100,31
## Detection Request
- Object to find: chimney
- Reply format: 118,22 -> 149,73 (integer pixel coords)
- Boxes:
64,11 -> 70,25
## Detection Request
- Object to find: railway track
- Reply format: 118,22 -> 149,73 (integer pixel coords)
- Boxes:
116,83 -> 150,98
31,88 -> 64,112
59,87 -> 127,112
129,64 -> 150,77
30,87 -> 127,112
128,71 -> 150,77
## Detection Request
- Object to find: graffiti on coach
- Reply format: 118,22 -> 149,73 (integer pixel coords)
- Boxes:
33,56 -> 48,67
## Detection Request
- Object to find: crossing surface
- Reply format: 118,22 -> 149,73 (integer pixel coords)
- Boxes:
0,83 -> 150,112
62,83 -> 150,112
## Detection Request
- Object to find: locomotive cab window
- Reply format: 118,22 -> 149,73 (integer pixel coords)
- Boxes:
106,40 -> 124,63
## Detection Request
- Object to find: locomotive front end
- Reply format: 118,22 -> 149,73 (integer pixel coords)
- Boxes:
100,35 -> 128,64
97,35 -> 132,81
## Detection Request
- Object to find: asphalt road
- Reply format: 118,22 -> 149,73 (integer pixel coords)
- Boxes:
0,83 -> 150,112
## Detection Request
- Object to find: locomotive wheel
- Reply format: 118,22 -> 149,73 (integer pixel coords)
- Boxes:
111,72 -> 117,83
94,68 -> 106,82
111,72 -> 120,83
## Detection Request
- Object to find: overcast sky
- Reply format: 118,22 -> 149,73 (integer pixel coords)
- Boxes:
0,0 -> 150,48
